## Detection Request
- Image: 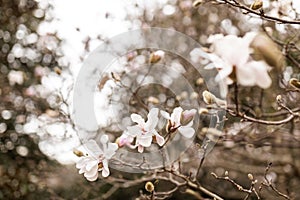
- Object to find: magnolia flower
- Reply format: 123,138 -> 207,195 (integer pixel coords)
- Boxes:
160,107 -> 196,138
204,33 -> 272,97
76,135 -> 118,181
127,108 -> 164,153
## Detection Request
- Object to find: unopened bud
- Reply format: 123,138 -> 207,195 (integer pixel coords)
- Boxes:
248,173 -> 254,180
289,78 -> 300,89
145,181 -> 154,193
149,50 -> 165,64
250,0 -> 263,10
202,90 -> 216,105
54,67 -> 62,75
193,0 -> 203,8
73,149 -> 84,157
180,109 -> 196,126
250,33 -> 285,72
147,96 -> 160,104
276,95 -> 282,103
224,171 -> 229,176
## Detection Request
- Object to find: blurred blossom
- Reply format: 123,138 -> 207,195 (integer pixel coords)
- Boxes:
0,123 -> 7,134
206,33 -> 272,96
1,110 -> 12,120
76,135 -> 118,181
126,108 -> 164,153
8,70 -> 24,86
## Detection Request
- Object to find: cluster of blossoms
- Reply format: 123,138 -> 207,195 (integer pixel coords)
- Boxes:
75,107 -> 196,181
118,107 -> 197,153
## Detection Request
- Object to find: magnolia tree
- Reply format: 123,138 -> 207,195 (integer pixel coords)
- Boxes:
2,0 -> 300,199
67,1 -> 300,199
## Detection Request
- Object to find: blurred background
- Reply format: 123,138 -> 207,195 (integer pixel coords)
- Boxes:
0,0 -> 299,199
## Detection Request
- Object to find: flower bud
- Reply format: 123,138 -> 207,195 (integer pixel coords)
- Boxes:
180,109 -> 196,126
193,0 -> 203,8
54,67 -> 62,75
289,78 -> 300,89
149,50 -> 165,63
248,173 -> 254,180
250,0 -> 263,10
250,33 -> 285,72
73,149 -> 84,157
202,90 -> 216,105
145,181 -> 155,193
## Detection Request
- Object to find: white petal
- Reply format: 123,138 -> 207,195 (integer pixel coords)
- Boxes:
84,164 -> 98,178
215,62 -> 233,82
101,160 -> 110,177
86,160 -> 98,171
105,143 -> 118,159
85,140 -> 103,157
131,113 -> 145,125
171,107 -> 183,125
127,125 -> 140,137
100,135 -> 109,144
148,108 -> 159,120
160,110 -> 170,119
145,116 -> 158,131
236,64 -> 256,86
136,136 -> 152,147
76,157 -> 88,169
249,61 -> 272,88
178,127 -> 195,138
214,35 -> 249,66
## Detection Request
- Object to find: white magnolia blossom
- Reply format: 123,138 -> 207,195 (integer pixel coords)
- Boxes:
203,33 -> 272,97
160,107 -> 196,138
76,135 -> 118,181
127,108 -> 165,153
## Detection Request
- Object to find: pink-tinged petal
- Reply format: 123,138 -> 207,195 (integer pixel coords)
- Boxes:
249,61 -> 272,88
85,140 -> 103,158
138,145 -> 144,153
86,172 -> 98,181
160,110 -> 171,119
214,35 -> 249,66
178,127 -> 195,138
182,109 -> 196,120
154,131 -> 165,146
137,136 -> 152,147
236,64 -> 256,86
131,113 -> 145,125
101,160 -> 110,177
127,125 -> 140,137
171,107 -> 183,125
